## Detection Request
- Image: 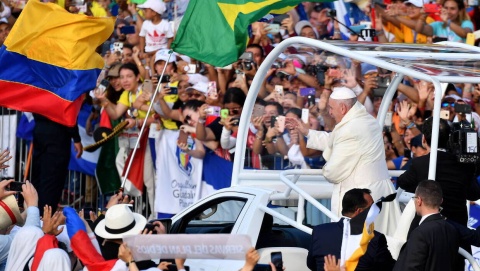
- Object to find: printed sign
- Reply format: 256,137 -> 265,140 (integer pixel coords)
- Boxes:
123,234 -> 252,261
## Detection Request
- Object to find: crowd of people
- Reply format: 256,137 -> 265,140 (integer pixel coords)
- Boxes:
1,0 -> 480,269
0,180 -> 284,271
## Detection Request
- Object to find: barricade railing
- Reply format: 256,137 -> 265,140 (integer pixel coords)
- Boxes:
3,109 -> 100,212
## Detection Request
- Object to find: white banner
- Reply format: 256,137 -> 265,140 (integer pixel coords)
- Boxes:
0,114 -> 17,178
123,234 -> 252,261
154,129 -> 203,214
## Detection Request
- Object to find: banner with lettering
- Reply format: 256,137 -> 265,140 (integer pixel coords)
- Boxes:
154,129 -> 203,215
123,234 -> 251,260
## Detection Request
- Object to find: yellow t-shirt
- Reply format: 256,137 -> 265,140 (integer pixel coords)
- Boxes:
90,1 -> 107,17
385,17 -> 435,44
118,89 -> 150,119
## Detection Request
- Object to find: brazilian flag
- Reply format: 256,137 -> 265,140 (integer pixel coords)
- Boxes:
172,0 -> 333,67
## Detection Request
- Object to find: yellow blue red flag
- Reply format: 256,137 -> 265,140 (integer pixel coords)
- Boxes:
0,0 -> 114,127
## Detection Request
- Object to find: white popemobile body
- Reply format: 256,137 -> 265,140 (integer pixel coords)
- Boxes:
161,39 -> 480,271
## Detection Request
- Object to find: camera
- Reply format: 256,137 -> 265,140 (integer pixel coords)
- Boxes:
272,61 -> 285,69
306,64 -> 329,86
372,75 -> 391,97
326,9 -> 336,18
238,52 -> 255,71
144,223 -> 157,234
238,61 -> 253,71
158,75 -> 171,83
449,104 -> 480,163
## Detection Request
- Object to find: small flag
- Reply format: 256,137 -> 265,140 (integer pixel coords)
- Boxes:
172,0 -> 334,67
63,207 -> 117,271
0,0 -> 113,127
340,193 -> 396,271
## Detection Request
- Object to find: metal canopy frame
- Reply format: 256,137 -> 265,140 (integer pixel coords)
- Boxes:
233,37 -> 480,185
229,37 -> 480,270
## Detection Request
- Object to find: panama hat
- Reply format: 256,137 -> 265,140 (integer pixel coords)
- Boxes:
94,204 -> 147,239
83,120 -> 129,152
0,195 -> 24,230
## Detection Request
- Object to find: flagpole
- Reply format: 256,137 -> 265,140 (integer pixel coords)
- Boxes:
121,51 -> 175,190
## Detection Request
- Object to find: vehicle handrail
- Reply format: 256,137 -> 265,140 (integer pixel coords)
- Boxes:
234,38 -> 480,186
459,247 -> 480,271
270,169 -> 339,222
436,41 -> 480,53
258,205 -> 313,235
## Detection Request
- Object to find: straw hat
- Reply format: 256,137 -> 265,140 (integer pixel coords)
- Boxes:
83,120 -> 129,152
94,204 -> 147,239
0,195 -> 24,230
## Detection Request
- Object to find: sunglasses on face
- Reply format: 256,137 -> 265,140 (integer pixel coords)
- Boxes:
188,93 -> 203,98
441,102 -> 455,108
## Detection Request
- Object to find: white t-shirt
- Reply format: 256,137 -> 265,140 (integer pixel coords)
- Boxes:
139,19 -> 174,52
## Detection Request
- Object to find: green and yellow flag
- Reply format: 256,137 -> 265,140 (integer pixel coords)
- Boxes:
171,0 -> 331,67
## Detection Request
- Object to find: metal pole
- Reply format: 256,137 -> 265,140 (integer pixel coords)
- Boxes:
121,51 -> 175,188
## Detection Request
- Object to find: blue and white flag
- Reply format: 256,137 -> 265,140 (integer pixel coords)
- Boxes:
16,112 -> 35,141
333,0 -> 351,40
68,104 -> 100,176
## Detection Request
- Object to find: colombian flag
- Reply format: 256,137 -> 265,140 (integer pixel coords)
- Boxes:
340,193 -> 397,271
0,0 -> 114,127
63,207 -> 117,271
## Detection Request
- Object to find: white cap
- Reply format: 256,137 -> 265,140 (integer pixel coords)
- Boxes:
177,54 -> 191,64
405,0 -> 423,7
330,87 -> 357,100
154,49 -> 176,64
138,0 -> 166,15
294,20 -> 319,39
287,54 -> 307,67
186,82 -> 208,94
444,94 -> 462,101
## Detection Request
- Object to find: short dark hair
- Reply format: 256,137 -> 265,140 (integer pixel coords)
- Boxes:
342,188 -> 372,216
246,44 -> 264,59
119,62 -> 139,77
285,108 -> 302,119
422,117 -> 451,148
223,87 -> 246,106
265,101 -> 284,116
122,43 -> 134,52
415,180 -> 443,208
180,99 -> 205,112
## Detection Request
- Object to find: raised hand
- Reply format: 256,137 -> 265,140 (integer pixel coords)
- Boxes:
0,149 -> 12,170
42,205 -> 65,236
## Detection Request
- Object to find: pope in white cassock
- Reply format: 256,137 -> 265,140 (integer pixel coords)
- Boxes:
295,86 -> 400,236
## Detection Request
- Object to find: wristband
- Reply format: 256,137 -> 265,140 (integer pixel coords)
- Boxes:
376,29 -> 384,35
198,119 -> 206,124
126,260 -> 135,267
447,19 -> 451,28
406,122 -> 416,129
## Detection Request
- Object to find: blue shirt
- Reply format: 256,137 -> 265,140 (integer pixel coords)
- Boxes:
430,20 -> 473,42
